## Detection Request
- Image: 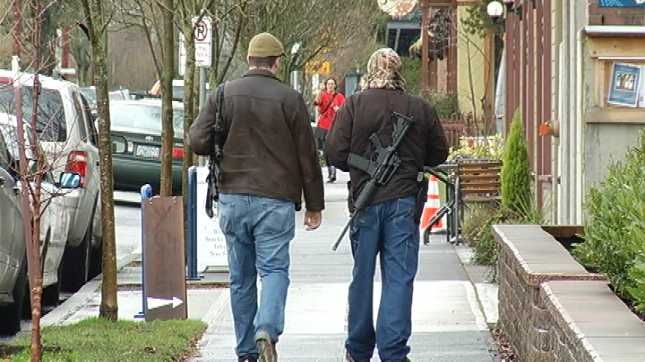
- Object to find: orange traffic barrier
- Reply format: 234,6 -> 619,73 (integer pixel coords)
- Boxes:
420,176 -> 446,233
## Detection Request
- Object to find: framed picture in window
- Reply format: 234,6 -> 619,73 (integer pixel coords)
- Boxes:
608,63 -> 641,107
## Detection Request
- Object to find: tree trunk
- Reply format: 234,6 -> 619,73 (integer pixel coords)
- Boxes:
182,25 -> 196,240
159,0 -> 175,197
81,0 -> 118,321
15,73 -> 43,362
94,29 -> 118,321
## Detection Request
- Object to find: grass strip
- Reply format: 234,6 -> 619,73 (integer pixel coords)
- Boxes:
1,318 -> 206,361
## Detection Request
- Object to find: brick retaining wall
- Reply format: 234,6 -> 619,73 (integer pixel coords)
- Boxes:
492,225 -> 645,361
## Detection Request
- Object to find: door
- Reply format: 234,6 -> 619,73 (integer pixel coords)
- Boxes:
0,137 -> 23,296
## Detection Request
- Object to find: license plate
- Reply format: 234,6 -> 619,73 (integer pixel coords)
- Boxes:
135,144 -> 160,159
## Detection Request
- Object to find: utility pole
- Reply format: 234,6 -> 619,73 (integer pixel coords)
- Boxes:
420,0 -> 430,96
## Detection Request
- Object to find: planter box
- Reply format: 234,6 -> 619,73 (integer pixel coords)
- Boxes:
493,225 -> 604,361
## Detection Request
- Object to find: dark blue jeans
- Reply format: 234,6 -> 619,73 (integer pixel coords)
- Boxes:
346,197 -> 420,362
218,193 -> 295,358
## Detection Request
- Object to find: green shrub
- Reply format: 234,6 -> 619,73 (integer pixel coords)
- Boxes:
401,57 -> 421,96
501,111 -> 531,214
574,131 -> 645,312
426,92 -> 460,119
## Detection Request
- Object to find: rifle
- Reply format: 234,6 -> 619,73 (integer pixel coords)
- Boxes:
205,84 -> 225,218
331,112 -> 415,251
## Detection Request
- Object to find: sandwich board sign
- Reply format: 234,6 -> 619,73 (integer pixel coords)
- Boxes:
196,166 -> 228,272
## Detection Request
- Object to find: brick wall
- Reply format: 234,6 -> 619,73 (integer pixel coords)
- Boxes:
588,2 -> 645,26
494,225 -> 605,361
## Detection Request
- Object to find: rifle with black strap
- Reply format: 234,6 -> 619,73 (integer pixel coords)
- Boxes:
331,111 -> 416,251
205,84 -> 225,218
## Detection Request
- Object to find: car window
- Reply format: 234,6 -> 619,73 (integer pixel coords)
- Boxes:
110,103 -> 184,138
0,124 -> 38,174
0,85 -> 67,142
79,87 -> 97,105
80,94 -> 99,146
72,92 -> 88,141
0,127 -> 10,171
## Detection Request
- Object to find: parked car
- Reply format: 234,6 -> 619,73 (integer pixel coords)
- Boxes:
0,112 -> 80,335
0,71 -> 102,292
79,86 -> 97,114
147,79 -> 210,102
110,99 -> 183,195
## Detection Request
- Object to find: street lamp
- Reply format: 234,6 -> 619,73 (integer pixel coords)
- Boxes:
487,1 -> 504,20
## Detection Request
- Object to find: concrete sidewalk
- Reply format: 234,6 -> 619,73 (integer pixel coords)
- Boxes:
193,172 -> 495,361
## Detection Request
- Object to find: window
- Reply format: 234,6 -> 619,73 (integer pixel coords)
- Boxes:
72,92 -> 88,141
0,124 -> 38,175
0,128 -> 10,171
110,103 -> 184,138
0,84 -> 67,142
80,94 -> 99,146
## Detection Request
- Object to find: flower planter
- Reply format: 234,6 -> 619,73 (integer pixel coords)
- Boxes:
493,224 -> 645,361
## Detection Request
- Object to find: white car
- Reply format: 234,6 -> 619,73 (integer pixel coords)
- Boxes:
0,113 -> 79,335
0,70 -> 102,292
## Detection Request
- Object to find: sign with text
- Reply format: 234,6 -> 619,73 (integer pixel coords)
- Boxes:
193,15 -> 212,67
196,166 -> 229,272
599,0 -> 645,7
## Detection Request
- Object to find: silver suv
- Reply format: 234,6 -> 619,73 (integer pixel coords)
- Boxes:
0,70 -> 102,292
0,112 -> 80,335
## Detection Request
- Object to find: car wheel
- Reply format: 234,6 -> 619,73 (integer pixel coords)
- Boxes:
0,258 -> 27,335
89,236 -> 102,279
61,217 -> 92,293
42,264 -> 62,306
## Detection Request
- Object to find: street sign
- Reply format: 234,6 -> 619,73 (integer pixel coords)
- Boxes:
142,196 -> 187,321
195,166 -> 229,272
193,16 -> 212,67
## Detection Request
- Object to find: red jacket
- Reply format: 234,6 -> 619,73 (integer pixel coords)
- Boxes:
315,91 -> 345,130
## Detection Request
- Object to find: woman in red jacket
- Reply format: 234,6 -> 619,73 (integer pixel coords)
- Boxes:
314,77 -> 345,183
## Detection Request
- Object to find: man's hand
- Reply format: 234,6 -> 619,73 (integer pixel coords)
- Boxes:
304,211 -> 322,231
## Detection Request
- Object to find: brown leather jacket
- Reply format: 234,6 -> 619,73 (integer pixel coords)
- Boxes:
189,69 -> 324,211
326,88 -> 448,206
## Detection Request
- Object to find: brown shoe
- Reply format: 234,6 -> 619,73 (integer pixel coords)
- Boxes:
256,333 -> 277,362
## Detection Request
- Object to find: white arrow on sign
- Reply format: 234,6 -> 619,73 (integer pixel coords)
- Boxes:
147,297 -> 184,310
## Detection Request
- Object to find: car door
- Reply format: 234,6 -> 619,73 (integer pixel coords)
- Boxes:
0,131 -> 23,296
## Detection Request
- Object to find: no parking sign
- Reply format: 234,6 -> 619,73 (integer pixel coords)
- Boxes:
193,15 -> 212,67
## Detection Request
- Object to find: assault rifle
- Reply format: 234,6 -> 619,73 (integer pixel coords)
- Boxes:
331,112 -> 415,251
205,84 -> 225,218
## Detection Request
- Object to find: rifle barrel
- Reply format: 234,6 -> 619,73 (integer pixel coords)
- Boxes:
331,216 -> 353,251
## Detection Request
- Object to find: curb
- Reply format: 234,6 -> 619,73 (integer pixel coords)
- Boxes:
41,251 -> 138,327
454,244 -> 499,329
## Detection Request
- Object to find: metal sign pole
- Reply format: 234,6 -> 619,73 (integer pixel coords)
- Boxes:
186,166 -> 202,280
135,184 -> 153,319
199,67 -> 207,109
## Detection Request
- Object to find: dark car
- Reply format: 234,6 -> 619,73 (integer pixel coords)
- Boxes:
110,99 -> 184,195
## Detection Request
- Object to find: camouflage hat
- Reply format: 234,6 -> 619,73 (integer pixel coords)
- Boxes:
248,32 -> 285,58
365,48 -> 406,91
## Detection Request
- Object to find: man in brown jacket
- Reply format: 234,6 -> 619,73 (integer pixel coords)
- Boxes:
326,48 -> 448,362
190,32 -> 324,362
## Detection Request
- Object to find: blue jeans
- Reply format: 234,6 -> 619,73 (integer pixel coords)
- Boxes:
346,197 -> 420,362
218,193 -> 295,358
